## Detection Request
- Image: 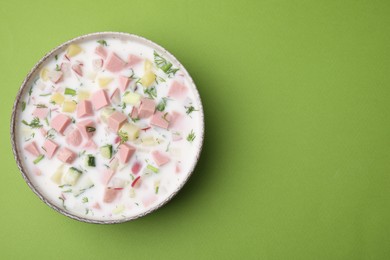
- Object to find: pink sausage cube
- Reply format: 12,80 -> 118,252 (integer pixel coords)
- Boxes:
91,89 -> 110,110
24,141 -> 40,157
130,107 -> 138,120
138,98 -> 156,118
127,54 -> 142,67
118,143 -> 136,164
151,150 -> 170,167
104,52 -> 126,73
95,45 -> 107,59
65,128 -> 83,147
168,81 -> 188,100
110,88 -> 121,105
118,76 -> 131,92
103,187 -> 121,203
32,107 -> 49,119
108,111 -> 127,132
150,111 -> 170,130
76,119 -> 96,139
92,58 -> 103,70
83,139 -> 97,150
57,147 -> 76,164
49,70 -> 63,83
51,114 -> 71,135
76,100 -> 93,118
102,169 -> 115,185
43,139 -> 59,159
72,64 -> 83,76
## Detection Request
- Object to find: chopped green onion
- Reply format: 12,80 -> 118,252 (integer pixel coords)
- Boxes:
147,164 -> 159,173
64,88 -> 76,96
33,155 -> 44,164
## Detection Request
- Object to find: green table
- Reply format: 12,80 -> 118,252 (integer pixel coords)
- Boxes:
1,0 -> 390,259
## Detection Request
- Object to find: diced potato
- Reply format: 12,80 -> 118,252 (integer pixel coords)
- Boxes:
62,100 -> 77,113
129,188 -> 136,198
109,157 -> 119,171
119,123 -> 140,141
98,77 -> 113,88
122,91 -> 141,105
144,59 -> 153,71
141,136 -> 157,146
51,92 -> 65,105
40,68 -> 49,81
99,107 -> 115,123
113,204 -> 125,215
140,71 -> 156,87
66,44 -> 82,57
77,90 -> 90,101
87,72 -> 97,81
51,165 -> 64,184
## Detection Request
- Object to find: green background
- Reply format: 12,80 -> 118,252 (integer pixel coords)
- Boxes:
1,0 -> 390,259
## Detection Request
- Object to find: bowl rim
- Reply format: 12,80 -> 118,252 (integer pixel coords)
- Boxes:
10,31 -> 205,224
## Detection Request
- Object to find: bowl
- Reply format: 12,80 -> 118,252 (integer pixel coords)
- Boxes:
10,32 -> 204,224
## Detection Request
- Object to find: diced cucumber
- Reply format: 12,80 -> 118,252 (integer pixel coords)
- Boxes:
100,145 -> 113,159
62,167 -> 83,186
86,154 -> 96,167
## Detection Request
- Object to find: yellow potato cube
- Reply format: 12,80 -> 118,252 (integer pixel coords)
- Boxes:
144,59 -> 153,71
123,91 -> 141,105
40,68 -> 49,81
140,71 -> 156,87
51,165 -> 64,184
62,100 -> 77,113
51,92 -> 65,105
77,90 -> 90,101
99,107 -> 115,123
98,77 -> 113,88
66,44 -> 82,57
119,123 -> 140,141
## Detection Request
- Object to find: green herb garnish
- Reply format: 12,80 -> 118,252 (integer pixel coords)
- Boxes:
55,64 -> 61,71
97,40 -> 108,46
156,97 -> 168,112
118,131 -> 129,144
187,130 -> 196,142
22,117 -> 43,129
82,197 -> 88,203
35,104 -> 47,108
185,105 -> 198,116
153,51 -> 179,77
144,86 -> 157,99
21,101 -> 26,112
